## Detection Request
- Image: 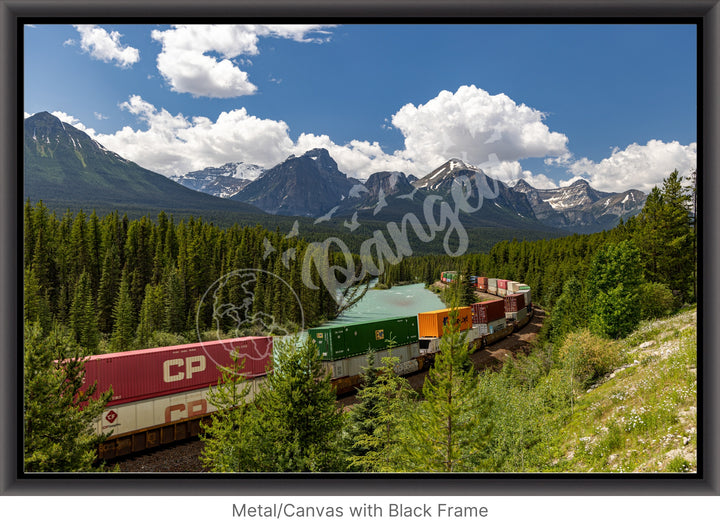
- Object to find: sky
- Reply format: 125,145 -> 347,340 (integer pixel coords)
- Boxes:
23,23 -> 697,193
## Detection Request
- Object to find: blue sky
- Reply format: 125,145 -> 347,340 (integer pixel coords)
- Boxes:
24,23 -> 697,192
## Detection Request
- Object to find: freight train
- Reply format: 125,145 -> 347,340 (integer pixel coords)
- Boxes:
91,277 -> 533,460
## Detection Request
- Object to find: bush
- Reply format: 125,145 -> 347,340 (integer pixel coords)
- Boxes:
639,282 -> 676,320
558,329 -> 621,389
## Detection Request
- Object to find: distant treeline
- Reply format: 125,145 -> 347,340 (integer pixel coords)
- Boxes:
23,201 -> 342,353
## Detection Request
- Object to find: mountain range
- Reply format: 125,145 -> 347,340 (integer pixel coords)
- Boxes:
23,112 -> 646,238
227,153 -> 645,233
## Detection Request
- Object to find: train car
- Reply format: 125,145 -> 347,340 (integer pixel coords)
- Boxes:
83,336 -> 273,406
95,279 -> 535,460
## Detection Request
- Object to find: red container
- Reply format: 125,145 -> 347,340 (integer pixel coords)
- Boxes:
505,293 -> 526,313
497,279 -> 509,290
471,300 -> 505,324
83,337 -> 273,406
476,277 -> 488,290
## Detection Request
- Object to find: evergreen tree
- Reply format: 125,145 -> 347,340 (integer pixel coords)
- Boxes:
199,351 -> 257,472
633,170 -> 695,301
400,309 -> 493,471
110,269 -> 136,351
586,241 -> 644,339
24,322 -> 112,471
136,283 -> 165,347
347,354 -> 416,472
24,266 -> 51,333
252,336 -> 344,471
96,245 -> 122,334
546,276 -> 589,343
69,270 -> 100,353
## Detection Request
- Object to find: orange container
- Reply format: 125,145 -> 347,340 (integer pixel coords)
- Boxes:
417,307 -> 472,337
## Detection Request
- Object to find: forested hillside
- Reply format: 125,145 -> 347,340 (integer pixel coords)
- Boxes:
23,201 -> 342,354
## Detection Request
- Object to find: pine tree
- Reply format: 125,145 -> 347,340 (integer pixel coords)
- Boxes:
24,321 -> 113,471
96,245 -> 122,334
24,266 -> 51,333
252,336 -> 344,471
347,353 -> 416,472
199,351 -> 258,472
400,309 -> 493,471
110,269 -> 136,351
69,271 -> 100,353
586,241 -> 644,339
136,283 -> 165,347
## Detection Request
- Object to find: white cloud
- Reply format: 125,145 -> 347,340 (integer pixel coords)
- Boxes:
478,158 -> 559,189
94,112 -> 108,120
74,25 -> 140,68
50,110 -> 97,136
73,88 -> 693,196
552,140 -> 697,192
94,95 -> 295,176
150,25 -> 334,98
63,38 -> 75,47
391,85 -> 569,171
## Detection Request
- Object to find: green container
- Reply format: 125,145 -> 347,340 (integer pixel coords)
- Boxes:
309,316 -> 419,361
519,285 -> 530,290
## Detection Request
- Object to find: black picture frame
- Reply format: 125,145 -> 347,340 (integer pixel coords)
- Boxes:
2,0 -> 717,497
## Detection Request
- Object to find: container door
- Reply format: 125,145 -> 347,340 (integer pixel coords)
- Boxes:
331,328 -> 346,359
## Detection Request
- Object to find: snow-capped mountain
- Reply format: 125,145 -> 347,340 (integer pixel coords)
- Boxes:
230,148 -> 355,217
512,178 -> 646,230
170,162 -> 264,198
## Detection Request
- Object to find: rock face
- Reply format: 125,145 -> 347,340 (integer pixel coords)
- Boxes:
511,178 -> 646,231
23,111 -> 263,216
230,148 -> 354,217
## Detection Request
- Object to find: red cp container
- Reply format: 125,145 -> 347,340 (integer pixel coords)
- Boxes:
505,293 -> 526,313
82,337 -> 273,406
471,300 -> 505,324
476,277 -> 488,291
497,279 -> 509,290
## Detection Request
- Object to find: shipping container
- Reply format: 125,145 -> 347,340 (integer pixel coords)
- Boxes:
497,279 -> 509,290
487,286 -> 498,295
505,293 -> 526,313
471,299 -> 505,324
476,276 -> 488,291
506,307 -> 528,322
497,288 -> 507,297
488,278 -> 498,287
418,307 -> 472,337
309,316 -> 419,361
323,342 -> 419,379
519,284 -> 530,291
508,281 -> 521,293
519,288 -> 532,306
83,337 -> 273,407
475,317 -> 508,335
92,378 -> 265,438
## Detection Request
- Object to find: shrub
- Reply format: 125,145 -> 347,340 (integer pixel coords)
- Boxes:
558,329 -> 621,389
639,282 -> 676,320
